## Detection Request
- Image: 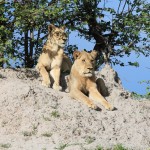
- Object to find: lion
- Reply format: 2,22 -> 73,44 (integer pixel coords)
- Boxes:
69,50 -> 114,110
36,24 -> 72,91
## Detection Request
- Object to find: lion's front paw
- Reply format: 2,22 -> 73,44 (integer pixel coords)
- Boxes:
106,105 -> 115,111
42,80 -> 50,88
53,83 -> 62,91
88,103 -> 98,110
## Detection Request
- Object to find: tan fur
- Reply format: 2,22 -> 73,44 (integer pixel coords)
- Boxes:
69,50 -> 114,110
36,24 -> 72,91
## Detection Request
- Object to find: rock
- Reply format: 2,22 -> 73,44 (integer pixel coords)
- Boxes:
0,67 -> 149,150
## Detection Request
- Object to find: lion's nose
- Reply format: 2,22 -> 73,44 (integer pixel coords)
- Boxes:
87,67 -> 93,70
63,36 -> 67,40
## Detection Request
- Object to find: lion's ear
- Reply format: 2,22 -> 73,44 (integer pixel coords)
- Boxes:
91,50 -> 98,59
73,50 -> 81,60
48,24 -> 56,33
61,26 -> 66,30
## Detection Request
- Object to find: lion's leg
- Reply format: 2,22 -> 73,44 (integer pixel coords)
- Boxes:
89,87 -> 114,111
70,90 -> 97,109
38,65 -> 50,87
50,66 -> 62,91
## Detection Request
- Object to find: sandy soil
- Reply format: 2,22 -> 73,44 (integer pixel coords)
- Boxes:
0,65 -> 150,150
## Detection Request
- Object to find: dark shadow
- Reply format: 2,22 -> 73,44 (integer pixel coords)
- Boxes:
96,78 -> 109,97
94,106 -> 102,112
13,68 -> 40,80
112,107 -> 118,111
0,74 -> 6,79
60,73 -> 70,92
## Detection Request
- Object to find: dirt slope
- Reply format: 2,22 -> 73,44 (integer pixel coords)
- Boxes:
0,65 -> 150,150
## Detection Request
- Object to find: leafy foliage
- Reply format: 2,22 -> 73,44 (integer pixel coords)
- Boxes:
131,92 -> 150,100
131,79 -> 150,99
138,80 -> 150,98
61,0 -> 150,66
113,144 -> 128,150
0,0 -> 149,68
0,1 -> 14,67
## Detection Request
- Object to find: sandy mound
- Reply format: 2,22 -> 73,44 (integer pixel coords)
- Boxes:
0,65 -> 150,150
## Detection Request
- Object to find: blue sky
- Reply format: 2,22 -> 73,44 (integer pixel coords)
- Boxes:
69,31 -> 150,95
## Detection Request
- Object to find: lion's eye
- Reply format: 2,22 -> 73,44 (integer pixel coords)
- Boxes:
56,33 -> 59,36
82,59 -> 85,62
63,33 -> 67,37
91,60 -> 94,63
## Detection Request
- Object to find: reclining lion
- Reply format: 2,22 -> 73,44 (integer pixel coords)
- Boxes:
36,24 -> 72,91
69,50 -> 114,111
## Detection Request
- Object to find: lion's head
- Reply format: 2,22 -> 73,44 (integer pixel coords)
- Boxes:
73,50 -> 97,77
48,24 -> 67,47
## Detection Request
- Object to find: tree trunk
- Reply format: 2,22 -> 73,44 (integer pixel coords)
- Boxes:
0,51 -> 4,68
29,29 -> 34,68
24,30 -> 29,67
87,17 -> 110,64
24,29 -> 34,68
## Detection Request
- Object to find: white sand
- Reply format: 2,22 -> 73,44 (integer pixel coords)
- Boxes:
0,65 -> 149,150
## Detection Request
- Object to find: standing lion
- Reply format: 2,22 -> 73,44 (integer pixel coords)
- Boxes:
36,24 -> 72,91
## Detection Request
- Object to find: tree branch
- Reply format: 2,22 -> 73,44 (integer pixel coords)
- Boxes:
121,0 -> 127,14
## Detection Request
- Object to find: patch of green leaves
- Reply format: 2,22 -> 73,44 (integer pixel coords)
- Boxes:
131,80 -> 150,100
0,143 -> 11,148
95,145 -> 103,150
131,92 -> 150,100
23,131 -> 33,136
95,144 -> 128,150
113,144 -> 128,150
51,111 -> 60,118
128,61 -> 139,67
42,132 -> 52,137
55,143 -> 69,150
85,136 -> 95,144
